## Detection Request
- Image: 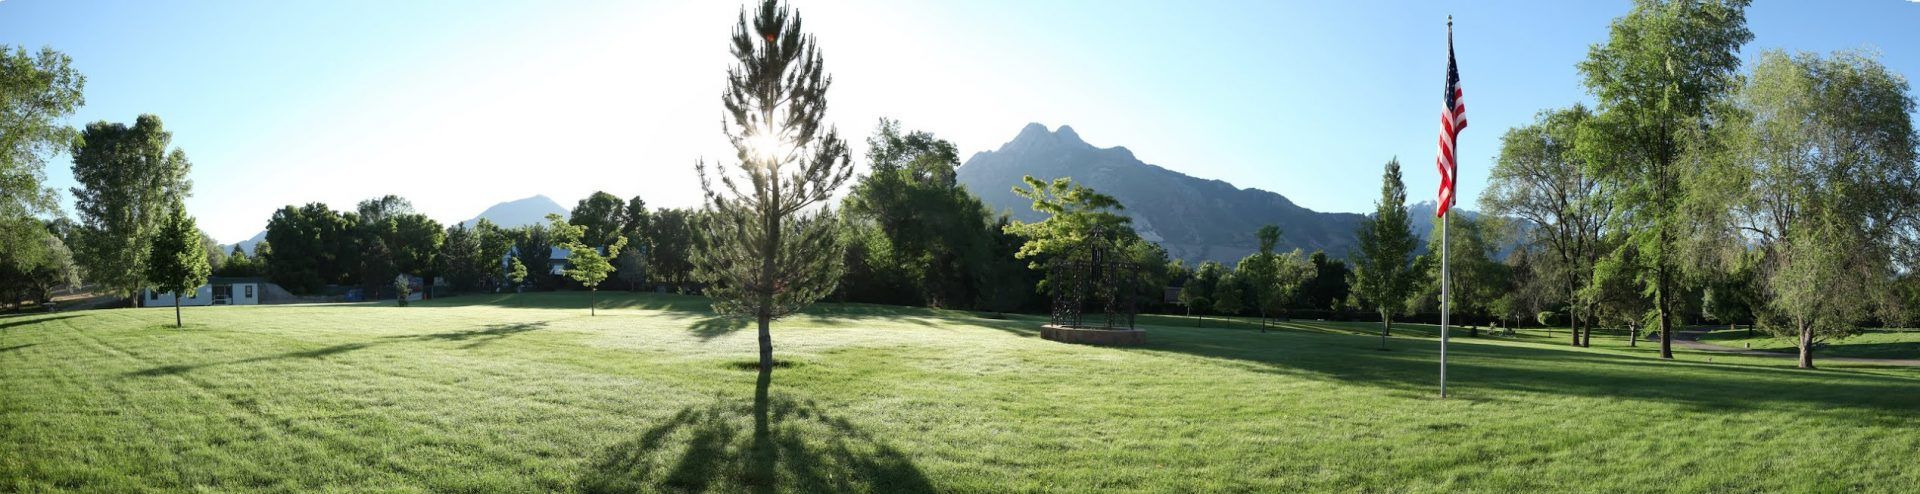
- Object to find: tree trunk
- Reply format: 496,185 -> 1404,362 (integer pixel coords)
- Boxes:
1379,310 -> 1391,349
1656,267 -> 1674,360
590,288 -> 597,316
174,296 -> 182,328
1629,323 -> 1638,347
757,314 -> 774,371
1570,311 -> 1581,347
1580,317 -> 1591,348
1797,320 -> 1815,369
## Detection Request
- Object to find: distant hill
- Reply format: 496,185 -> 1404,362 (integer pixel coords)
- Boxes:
221,230 -> 268,256
957,123 -> 1372,265
462,195 -> 568,229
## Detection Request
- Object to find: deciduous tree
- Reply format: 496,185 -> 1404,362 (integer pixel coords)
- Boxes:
145,204 -> 210,328
1578,0 -> 1752,359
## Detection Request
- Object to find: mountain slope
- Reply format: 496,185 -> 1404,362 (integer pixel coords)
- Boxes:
957,123 -> 1369,264
462,195 -> 568,229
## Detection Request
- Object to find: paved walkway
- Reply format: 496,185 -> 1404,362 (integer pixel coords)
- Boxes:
1672,330 -> 1920,367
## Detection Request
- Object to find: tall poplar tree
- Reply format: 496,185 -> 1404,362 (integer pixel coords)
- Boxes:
1351,158 -> 1418,348
70,115 -> 193,304
1577,0 -> 1751,359
692,0 -> 854,375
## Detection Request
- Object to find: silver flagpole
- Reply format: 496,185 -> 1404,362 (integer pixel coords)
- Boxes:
1440,211 -> 1449,399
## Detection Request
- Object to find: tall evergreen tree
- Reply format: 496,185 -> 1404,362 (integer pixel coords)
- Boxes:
145,204 -> 210,328
1351,158 -> 1418,348
692,0 -> 855,375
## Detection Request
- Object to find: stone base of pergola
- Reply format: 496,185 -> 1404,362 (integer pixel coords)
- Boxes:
1041,324 -> 1146,346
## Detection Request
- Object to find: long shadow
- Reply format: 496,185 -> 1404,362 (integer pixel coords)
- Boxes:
1123,320 -> 1920,424
688,316 -> 749,341
0,314 -> 82,331
124,342 -> 376,377
0,343 -> 38,353
579,371 -> 935,493
385,322 -> 549,349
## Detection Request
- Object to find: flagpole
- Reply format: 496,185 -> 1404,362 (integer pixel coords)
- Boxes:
1439,15 -> 1452,400
1440,209 -> 1449,399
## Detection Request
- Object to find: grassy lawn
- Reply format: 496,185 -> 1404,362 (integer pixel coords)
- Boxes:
5,292 -> 1919,492
1697,328 -> 1920,360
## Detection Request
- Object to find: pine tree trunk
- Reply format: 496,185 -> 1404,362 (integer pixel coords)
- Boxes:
757,314 -> 774,371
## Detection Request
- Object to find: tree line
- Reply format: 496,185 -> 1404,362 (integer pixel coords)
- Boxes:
1347,0 -> 1920,369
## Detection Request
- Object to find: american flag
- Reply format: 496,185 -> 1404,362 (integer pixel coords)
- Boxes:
1436,25 -> 1466,218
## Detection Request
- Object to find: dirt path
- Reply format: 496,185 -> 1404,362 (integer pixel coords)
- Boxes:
1673,330 -> 1920,367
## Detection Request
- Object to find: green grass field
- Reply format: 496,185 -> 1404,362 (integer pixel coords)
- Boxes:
5,292 -> 1919,492
1698,327 -> 1920,360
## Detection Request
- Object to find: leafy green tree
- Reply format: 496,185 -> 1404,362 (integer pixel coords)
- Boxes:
840,119 -> 1007,309
508,257 -> 528,288
389,213 -> 444,295
621,196 -> 652,255
1,46 -> 84,278
0,224 -> 79,310
571,191 -> 627,249
69,115 -> 193,304
691,0 -> 856,375
1003,175 -> 1143,305
646,208 -> 697,290
1351,158 -> 1418,346
199,232 -> 226,274
550,214 -> 627,316
145,204 -> 210,328
1410,215 -> 1510,336
1181,260 -> 1225,324
217,245 -> 259,278
1717,50 -> 1918,368
264,203 -> 351,294
616,247 -> 647,291
1577,0 -> 1752,359
1484,105 -> 1614,346
511,223 -> 554,289
440,220 -> 507,293
1212,271 -> 1244,317
1303,251 -> 1352,312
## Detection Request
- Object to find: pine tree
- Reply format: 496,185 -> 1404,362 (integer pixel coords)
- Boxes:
692,0 -> 854,375
145,204 -> 210,328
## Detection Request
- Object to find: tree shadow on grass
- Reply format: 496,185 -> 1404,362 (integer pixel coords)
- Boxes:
0,314 -> 81,331
1127,322 -> 1920,424
579,371 -> 935,493
385,321 -> 550,349
688,316 -> 749,341
124,342 -> 376,377
0,343 -> 36,353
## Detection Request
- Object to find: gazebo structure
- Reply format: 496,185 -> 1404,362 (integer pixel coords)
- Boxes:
1041,228 -> 1147,346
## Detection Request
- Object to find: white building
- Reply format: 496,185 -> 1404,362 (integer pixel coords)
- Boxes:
143,280 -> 261,307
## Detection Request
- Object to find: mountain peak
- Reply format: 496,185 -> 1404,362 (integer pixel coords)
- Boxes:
1055,125 -> 1085,145
999,123 -> 1093,153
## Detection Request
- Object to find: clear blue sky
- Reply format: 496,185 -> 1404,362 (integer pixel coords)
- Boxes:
3,0 -> 1917,243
